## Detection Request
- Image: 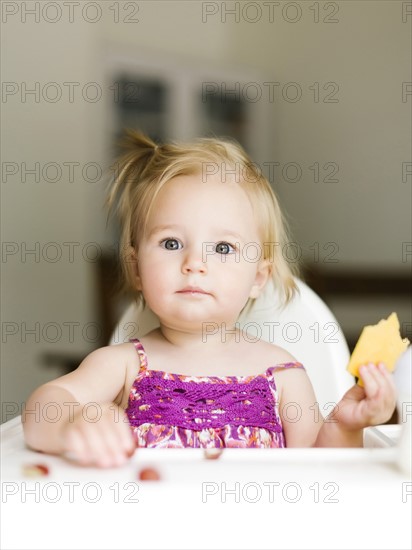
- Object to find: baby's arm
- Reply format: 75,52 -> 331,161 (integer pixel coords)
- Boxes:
22,344 -> 135,467
276,368 -> 323,447
314,362 -> 396,447
278,363 -> 396,447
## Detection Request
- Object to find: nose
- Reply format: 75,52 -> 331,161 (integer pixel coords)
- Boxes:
181,248 -> 207,274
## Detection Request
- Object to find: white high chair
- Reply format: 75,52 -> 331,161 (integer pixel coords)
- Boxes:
110,278 -> 354,411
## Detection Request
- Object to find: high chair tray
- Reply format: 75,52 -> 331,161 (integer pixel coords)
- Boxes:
1,416 -> 410,550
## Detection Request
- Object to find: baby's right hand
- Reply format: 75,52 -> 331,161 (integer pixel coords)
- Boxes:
60,403 -> 136,468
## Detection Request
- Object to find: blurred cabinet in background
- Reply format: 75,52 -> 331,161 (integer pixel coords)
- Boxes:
105,51 -> 270,158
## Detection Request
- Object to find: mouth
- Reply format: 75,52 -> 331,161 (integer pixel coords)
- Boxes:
176,286 -> 211,296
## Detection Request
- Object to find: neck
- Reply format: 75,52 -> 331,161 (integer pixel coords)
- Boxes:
158,322 -> 240,350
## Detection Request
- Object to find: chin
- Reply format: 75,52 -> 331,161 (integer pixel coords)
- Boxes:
162,310 -> 216,329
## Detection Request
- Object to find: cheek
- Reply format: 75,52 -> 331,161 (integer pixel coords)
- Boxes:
140,267 -> 164,290
138,257 -> 175,298
218,260 -> 258,292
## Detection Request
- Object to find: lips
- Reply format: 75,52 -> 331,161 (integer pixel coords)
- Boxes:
176,286 -> 210,295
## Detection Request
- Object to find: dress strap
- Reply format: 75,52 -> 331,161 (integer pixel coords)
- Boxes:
267,362 -> 305,375
130,338 -> 148,372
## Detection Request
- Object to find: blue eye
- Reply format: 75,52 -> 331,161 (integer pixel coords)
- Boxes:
161,238 -> 182,250
215,242 -> 235,255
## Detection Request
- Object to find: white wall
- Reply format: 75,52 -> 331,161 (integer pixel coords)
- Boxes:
221,0 -> 411,335
1,12 -> 105,420
2,1 -> 410,422
223,0 -> 411,268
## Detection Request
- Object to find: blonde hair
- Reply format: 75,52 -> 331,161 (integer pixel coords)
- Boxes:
107,130 -> 299,306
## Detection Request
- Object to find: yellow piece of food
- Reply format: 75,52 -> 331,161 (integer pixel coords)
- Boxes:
347,312 -> 410,382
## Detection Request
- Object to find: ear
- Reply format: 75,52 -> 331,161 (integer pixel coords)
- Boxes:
135,270 -> 142,291
249,259 -> 271,299
127,245 -> 142,290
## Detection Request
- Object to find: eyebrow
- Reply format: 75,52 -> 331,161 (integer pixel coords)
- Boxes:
147,224 -> 182,237
218,230 -> 247,242
147,225 -> 247,242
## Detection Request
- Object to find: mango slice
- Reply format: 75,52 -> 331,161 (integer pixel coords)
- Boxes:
347,313 -> 410,383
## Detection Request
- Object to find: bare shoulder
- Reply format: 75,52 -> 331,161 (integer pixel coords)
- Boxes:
245,336 -> 298,367
245,337 -> 310,394
80,342 -> 138,366
67,342 -> 139,376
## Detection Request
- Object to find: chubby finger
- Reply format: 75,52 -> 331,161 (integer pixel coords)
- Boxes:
101,408 -> 136,463
377,362 -> 397,405
360,362 -> 396,402
64,421 -> 111,467
359,363 -> 381,397
85,409 -> 135,468
84,425 -> 111,466
63,426 -> 94,465
94,421 -> 132,468
377,362 -> 396,386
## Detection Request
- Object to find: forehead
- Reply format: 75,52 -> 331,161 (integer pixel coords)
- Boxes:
145,174 -> 259,236
153,173 -> 252,209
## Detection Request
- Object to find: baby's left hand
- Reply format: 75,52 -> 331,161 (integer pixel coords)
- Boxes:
333,363 -> 397,430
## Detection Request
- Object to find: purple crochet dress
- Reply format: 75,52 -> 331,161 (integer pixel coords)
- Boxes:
126,338 -> 304,448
